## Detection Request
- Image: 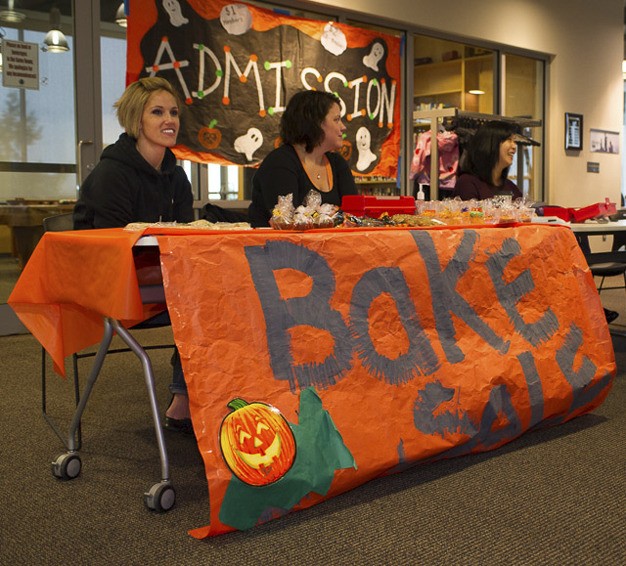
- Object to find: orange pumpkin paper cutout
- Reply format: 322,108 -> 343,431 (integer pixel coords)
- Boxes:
198,119 -> 222,150
339,139 -> 352,161
219,398 -> 296,486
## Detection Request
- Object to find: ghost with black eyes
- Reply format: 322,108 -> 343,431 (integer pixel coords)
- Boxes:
162,0 -> 188,27
363,42 -> 384,71
234,128 -> 264,161
355,126 -> 377,171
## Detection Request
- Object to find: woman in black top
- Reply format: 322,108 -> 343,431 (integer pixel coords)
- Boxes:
248,90 -> 358,227
73,77 -> 194,433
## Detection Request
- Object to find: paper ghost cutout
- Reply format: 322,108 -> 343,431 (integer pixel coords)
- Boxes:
234,128 -> 263,161
220,4 -> 253,35
162,0 -> 188,27
355,127 -> 377,171
321,22 -> 347,56
363,42 -> 384,71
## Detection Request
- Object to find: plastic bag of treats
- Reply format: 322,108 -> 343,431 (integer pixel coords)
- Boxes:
269,193 -> 295,229
315,202 -> 340,228
293,204 -> 316,230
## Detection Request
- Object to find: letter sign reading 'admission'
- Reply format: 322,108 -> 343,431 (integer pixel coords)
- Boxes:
126,0 -> 401,177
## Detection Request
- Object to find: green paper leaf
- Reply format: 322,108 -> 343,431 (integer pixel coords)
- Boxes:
218,388 -> 355,530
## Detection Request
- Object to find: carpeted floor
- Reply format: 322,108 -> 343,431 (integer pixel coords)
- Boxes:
0,322 -> 624,565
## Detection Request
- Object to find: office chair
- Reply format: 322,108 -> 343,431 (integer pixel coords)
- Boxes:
590,262 -> 626,293
41,213 -> 175,511
575,231 -> 626,307
589,232 -> 626,294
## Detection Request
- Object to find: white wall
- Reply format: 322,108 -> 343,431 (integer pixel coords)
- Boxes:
310,0 -> 624,207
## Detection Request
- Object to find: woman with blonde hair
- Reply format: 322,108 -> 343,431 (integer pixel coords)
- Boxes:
74,76 -> 194,433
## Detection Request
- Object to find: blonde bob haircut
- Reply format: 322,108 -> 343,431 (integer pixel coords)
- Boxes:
114,77 -> 183,139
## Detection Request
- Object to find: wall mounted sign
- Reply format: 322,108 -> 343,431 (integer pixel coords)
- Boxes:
2,39 -> 39,90
127,0 -> 402,177
564,112 -> 583,150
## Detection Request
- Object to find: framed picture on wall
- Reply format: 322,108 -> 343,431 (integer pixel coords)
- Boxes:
565,113 -> 583,150
590,129 -> 619,154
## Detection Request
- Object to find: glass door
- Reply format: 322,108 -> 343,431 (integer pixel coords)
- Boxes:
0,1 -> 124,330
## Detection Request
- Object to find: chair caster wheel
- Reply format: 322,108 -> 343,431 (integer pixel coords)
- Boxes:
144,481 -> 176,512
51,452 -> 82,480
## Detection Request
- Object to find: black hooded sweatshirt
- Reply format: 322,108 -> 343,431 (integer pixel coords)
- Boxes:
73,133 -> 194,229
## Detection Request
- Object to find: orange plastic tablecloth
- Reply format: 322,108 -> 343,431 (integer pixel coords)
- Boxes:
8,223 -> 616,537
8,228 -> 151,374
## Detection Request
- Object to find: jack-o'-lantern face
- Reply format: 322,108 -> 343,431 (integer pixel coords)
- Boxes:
338,139 -> 352,162
220,398 -> 296,486
198,119 -> 222,150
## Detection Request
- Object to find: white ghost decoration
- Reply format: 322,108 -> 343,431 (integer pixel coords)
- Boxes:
363,42 -> 385,71
234,128 -> 263,161
355,127 -> 377,172
162,0 -> 188,27
321,22 -> 347,56
220,4 -> 253,36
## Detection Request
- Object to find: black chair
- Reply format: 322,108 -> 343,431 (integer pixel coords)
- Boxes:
41,213 -> 178,511
576,231 -> 626,295
42,212 -> 74,233
591,232 -> 626,293
591,262 -> 626,293
40,214 -> 175,449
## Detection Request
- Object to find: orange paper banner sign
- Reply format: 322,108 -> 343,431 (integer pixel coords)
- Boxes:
156,224 -> 614,537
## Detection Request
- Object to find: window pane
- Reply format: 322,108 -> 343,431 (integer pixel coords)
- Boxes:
503,54 -> 544,201
24,30 -> 75,165
504,54 -> 543,120
207,164 -> 222,199
101,36 -> 126,146
413,35 -> 494,112
0,29 -> 76,201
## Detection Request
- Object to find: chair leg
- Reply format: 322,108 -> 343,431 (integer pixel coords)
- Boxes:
41,348 -> 82,450
110,319 -> 171,484
72,354 -> 82,449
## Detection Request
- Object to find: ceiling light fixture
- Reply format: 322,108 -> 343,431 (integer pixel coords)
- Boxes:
115,3 -> 127,28
43,7 -> 69,53
0,0 -> 26,23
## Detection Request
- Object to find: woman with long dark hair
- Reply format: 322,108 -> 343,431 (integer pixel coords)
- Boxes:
452,120 -> 523,201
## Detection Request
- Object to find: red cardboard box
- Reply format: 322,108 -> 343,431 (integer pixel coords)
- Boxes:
342,195 -> 416,218
541,206 -> 571,222
541,200 -> 616,223
569,200 -> 616,223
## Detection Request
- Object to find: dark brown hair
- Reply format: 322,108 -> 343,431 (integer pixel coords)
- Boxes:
280,90 -> 341,152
